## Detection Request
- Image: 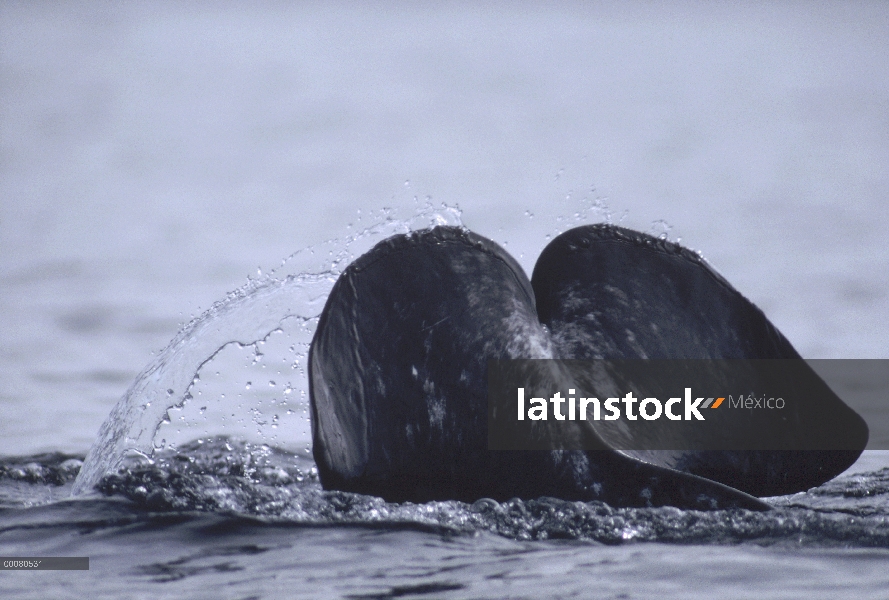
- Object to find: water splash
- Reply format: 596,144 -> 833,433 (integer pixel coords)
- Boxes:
72,202 -> 464,495
8,439 -> 889,547
84,438 -> 889,547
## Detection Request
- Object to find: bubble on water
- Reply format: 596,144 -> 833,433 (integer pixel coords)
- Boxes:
650,219 -> 673,240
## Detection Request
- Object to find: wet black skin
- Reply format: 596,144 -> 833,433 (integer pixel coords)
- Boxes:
309,225 -> 867,510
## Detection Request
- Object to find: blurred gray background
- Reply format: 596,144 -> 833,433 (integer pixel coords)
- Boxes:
1,1 -> 887,455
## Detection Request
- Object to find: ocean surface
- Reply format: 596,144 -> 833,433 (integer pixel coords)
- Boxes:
2,2 -> 888,598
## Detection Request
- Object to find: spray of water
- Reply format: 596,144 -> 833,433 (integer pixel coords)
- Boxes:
72,202 -> 464,495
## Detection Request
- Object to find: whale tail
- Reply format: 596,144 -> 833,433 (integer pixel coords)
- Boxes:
309,224 -> 867,508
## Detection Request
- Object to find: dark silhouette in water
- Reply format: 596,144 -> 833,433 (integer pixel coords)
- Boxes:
309,225 -> 867,510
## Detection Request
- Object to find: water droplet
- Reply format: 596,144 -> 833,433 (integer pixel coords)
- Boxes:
245,382 -> 252,390
269,380 -> 276,387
